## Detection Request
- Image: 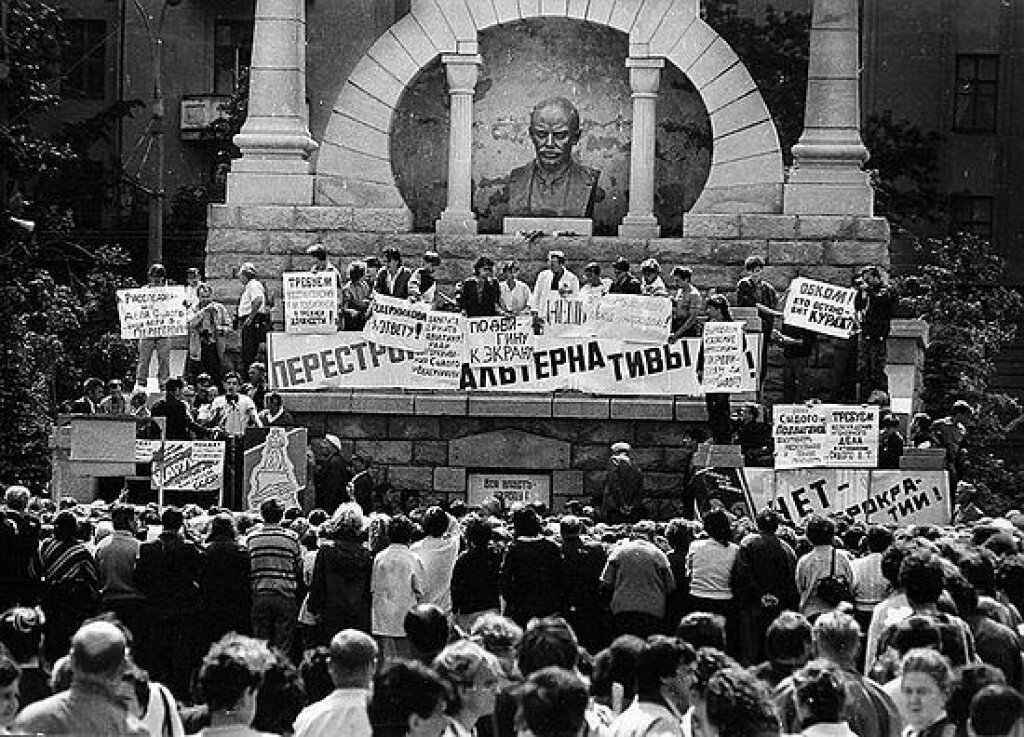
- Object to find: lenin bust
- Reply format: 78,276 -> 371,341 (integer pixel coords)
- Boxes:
507,97 -> 601,219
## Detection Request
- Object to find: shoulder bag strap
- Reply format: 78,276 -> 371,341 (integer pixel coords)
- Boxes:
830,546 -> 836,577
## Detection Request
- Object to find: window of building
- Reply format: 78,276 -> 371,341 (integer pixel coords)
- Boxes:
953,54 -> 998,133
214,19 -> 253,94
951,195 -> 994,239
63,19 -> 107,99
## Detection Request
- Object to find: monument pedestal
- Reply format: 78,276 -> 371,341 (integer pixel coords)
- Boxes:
503,217 -> 593,236
618,214 -> 661,238
436,210 -> 479,234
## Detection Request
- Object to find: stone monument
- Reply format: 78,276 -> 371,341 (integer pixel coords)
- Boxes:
504,97 -> 600,235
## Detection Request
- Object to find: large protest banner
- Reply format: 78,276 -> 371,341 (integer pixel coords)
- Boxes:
282,271 -> 338,334
147,441 -> 225,493
267,332 -> 420,390
362,294 -> 429,352
773,404 -> 879,469
465,315 -> 534,368
117,286 -> 188,339
700,321 -> 756,393
783,277 -> 857,338
588,294 -> 672,343
411,312 -> 464,389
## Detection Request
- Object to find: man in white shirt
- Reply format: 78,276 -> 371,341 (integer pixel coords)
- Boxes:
206,372 -> 261,437
610,636 -> 694,737
529,250 -> 579,312
579,262 -> 611,299
408,251 -> 441,306
292,629 -> 376,737
498,259 -> 532,316
237,262 -> 268,372
371,515 -> 424,663
410,507 -> 459,614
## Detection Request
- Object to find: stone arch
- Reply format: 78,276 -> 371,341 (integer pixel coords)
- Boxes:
314,0 -> 784,225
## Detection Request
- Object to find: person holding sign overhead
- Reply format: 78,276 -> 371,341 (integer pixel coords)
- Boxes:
136,263 -> 173,390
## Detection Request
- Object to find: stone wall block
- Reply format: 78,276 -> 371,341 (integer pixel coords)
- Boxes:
415,394 -> 468,417
768,240 -> 825,265
572,444 -> 610,471
631,446 -> 664,470
413,440 -> 448,466
292,413 -> 326,437
284,392 -> 353,413
265,231 -> 319,255
552,470 -> 586,497
643,472 -> 685,496
207,253 -> 290,280
675,400 -> 708,421
351,391 -> 416,414
683,213 -> 741,239
691,264 -> 744,292
294,206 -> 355,231
583,470 -> 607,496
739,214 -> 799,240
208,205 -> 239,229
799,265 -> 857,285
320,232 -> 383,260
610,398 -> 674,421
796,215 -> 858,240
236,206 -> 297,231
434,466 -> 467,493
551,396 -> 611,420
708,239 -> 768,264
664,447 -> 695,470
636,423 -> 693,446
352,208 -> 414,233
387,465 -> 434,491
353,439 -> 413,465
856,218 -> 891,242
388,416 -> 441,439
645,237 -> 715,262
823,240 -> 889,266
324,415 -> 390,439
467,394 -> 553,418
207,229 -> 264,255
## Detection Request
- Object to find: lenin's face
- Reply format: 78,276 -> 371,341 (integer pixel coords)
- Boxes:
529,102 -> 580,173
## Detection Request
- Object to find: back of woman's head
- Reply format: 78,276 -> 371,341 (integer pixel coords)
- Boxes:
252,648 -> 305,735
945,663 -> 1005,727
805,515 -> 835,547
511,504 -> 542,537
53,511 -> 78,542
403,604 -> 449,657
369,661 -> 447,736
518,617 -> 579,677
793,660 -> 845,726
701,509 -> 732,545
765,611 -> 812,665
198,634 -> 269,713
463,514 -> 493,549
704,666 -> 780,737
323,502 -> 365,541
388,514 -> 414,545
0,607 -> 44,663
900,551 -> 946,606
422,506 -> 448,538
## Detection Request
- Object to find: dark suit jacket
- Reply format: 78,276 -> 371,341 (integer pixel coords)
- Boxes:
458,276 -> 500,317
373,267 -> 412,299
68,397 -> 95,414
135,532 -> 202,615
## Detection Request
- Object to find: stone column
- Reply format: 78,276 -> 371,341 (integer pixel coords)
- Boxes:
436,54 -> 483,234
226,0 -> 317,206
619,57 -> 665,238
784,0 -> 874,215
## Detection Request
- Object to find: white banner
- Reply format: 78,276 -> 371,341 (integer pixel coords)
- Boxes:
117,286 -> 188,340
144,440 -> 225,492
362,294 -> 430,352
773,404 -> 880,469
700,321 -> 756,393
467,473 -> 551,507
783,277 -> 857,339
411,312 -> 465,389
465,315 -> 534,368
588,294 -> 672,344
540,297 -> 590,339
283,271 -> 338,334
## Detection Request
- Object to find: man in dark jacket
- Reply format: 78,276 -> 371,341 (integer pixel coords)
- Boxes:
500,506 -> 564,628
198,513 -> 251,653
601,442 -> 643,522
559,516 -> 608,652
0,486 -> 40,611
457,256 -> 501,317
854,265 -> 896,401
373,248 -> 412,298
134,506 -> 201,696
151,378 -> 211,440
315,435 -> 351,514
608,257 -> 641,294
731,509 -> 799,666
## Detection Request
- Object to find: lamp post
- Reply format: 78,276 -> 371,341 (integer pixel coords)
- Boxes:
133,0 -> 181,267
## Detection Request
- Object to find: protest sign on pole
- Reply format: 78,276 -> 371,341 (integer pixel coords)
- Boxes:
150,440 -> 225,492
773,404 -> 880,469
588,294 -> 672,344
362,294 -> 430,352
783,277 -> 857,338
700,321 -> 755,393
465,315 -> 534,368
282,271 -> 338,334
117,286 -> 188,339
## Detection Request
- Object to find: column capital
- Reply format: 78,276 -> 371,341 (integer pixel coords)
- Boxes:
626,57 -> 665,96
626,57 -> 666,69
442,54 -> 483,94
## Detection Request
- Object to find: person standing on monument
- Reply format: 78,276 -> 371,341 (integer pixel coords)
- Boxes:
579,262 -> 611,298
306,243 -> 337,272
408,251 -> 442,307
341,260 -> 372,331
736,255 -> 782,386
135,263 -> 173,390
669,266 -> 702,341
497,259 -> 533,316
457,256 -> 501,317
609,257 -> 642,295
854,265 -> 897,401
236,262 -> 269,373
529,250 -> 579,313
373,248 -> 412,299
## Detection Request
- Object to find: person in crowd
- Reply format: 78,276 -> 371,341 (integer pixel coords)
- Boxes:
775,609 -> 901,737
734,402 -> 773,466
151,377 -> 211,440
412,506 -> 460,615
699,295 -> 738,444
205,371 -> 262,436
404,604 -> 450,666
945,661 -> 1007,736
14,620 -> 140,735
187,282 -> 230,384
560,515 -> 609,653
855,265 -> 897,401
0,654 -> 18,733
342,260 -> 373,331
516,667 -> 591,737
432,639 -> 502,736
736,255 -> 782,387
731,508 -> 799,666
664,519 -> 695,632
236,261 -> 269,373
375,248 -> 413,298
499,505 -> 564,628
932,400 -> 974,489
306,242 -> 337,272
348,455 -> 376,515
258,391 -> 294,427
579,262 -> 611,298
497,259 -> 533,316
95,504 -> 145,658
969,685 -> 1024,737
789,660 -> 857,737
118,659 -> 186,737
371,514 -> 424,662
795,514 -> 855,621
774,322 -> 817,403
692,665 -> 780,737
458,256 -> 501,318
678,612 -> 728,652
864,539 -> 920,675
851,525 -> 895,635
194,633 -> 273,737
958,548 -> 1022,630
0,607 -> 49,708
530,250 -> 579,312
944,574 -> 1022,688
34,510 -> 100,664
609,636 -> 696,737
685,508 -> 738,652
313,434 -> 351,514
198,513 -> 251,649
247,498 -> 302,653
749,611 -> 812,690
70,376 -> 105,414
293,629 -> 377,737
409,251 -> 442,306
601,441 -> 644,523
451,514 -> 502,633
368,660 -> 449,737
308,502 -> 373,641
609,257 -> 641,295
134,263 -> 173,390
469,613 -> 523,685
669,266 -> 702,341
639,258 -> 668,297
0,485 -> 41,613
910,413 -> 935,447
99,379 -> 129,414
253,629 -> 307,735
898,648 -> 955,737
601,520 -> 675,638
135,505 -> 201,697
245,362 -> 269,411
878,412 -> 906,469
298,647 -> 333,705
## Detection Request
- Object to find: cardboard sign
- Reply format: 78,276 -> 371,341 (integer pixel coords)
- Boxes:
411,312 -> 465,389
243,427 -> 307,511
465,315 -> 534,368
467,473 -> 551,507
783,277 -> 857,339
588,294 -> 672,344
362,294 -> 430,352
540,297 -> 590,339
117,286 -> 188,339
150,440 -> 225,492
283,271 -> 338,334
773,404 -> 879,469
700,321 -> 756,393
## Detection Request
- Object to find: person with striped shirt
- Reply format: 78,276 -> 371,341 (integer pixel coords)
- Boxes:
246,498 -> 302,653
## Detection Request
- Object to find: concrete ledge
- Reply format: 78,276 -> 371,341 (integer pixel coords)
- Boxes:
414,393 -> 469,416
610,397 -> 675,420
468,393 -> 553,418
675,400 -> 708,421
552,396 -> 612,419
682,213 -> 741,239
351,391 -> 416,414
282,391 -> 353,413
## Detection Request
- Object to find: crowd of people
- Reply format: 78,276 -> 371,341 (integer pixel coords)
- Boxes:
3,476 -> 1024,736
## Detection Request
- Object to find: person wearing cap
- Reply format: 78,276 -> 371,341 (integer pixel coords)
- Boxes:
609,257 -> 641,294
601,442 -> 644,523
306,243 -> 337,272
599,520 -> 675,638
579,262 -> 611,298
314,434 -> 350,514
135,263 -> 173,390
408,251 -> 442,306
237,262 -> 269,373
529,250 -> 579,313
639,258 -> 668,297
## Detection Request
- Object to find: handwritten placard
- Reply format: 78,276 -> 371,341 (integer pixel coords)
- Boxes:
700,321 -> 754,393
283,271 -> 338,334
362,294 -> 429,352
465,315 -> 534,368
783,277 -> 858,339
773,404 -> 880,469
117,286 -> 188,340
589,294 -> 672,344
411,312 -> 465,388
